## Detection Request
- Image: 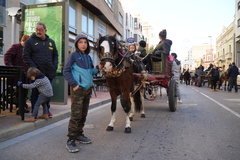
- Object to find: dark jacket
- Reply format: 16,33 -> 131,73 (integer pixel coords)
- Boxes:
210,68 -> 219,80
228,65 -> 239,78
23,33 -> 58,80
153,39 -> 172,56
184,71 -> 191,80
137,46 -> 147,58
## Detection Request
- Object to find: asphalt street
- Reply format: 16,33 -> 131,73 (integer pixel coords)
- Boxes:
0,84 -> 240,160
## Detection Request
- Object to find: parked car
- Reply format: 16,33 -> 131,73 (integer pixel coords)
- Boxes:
237,74 -> 240,86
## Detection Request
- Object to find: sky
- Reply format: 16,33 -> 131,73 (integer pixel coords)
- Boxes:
130,0 -> 235,61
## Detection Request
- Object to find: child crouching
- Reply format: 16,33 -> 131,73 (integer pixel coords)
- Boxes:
18,67 -> 53,122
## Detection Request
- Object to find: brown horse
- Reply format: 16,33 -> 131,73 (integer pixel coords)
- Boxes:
97,35 -> 146,133
219,71 -> 229,90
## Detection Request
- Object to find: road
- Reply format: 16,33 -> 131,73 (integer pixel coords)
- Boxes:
0,84 -> 240,160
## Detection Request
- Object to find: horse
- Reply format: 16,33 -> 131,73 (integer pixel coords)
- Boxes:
219,71 -> 229,90
97,35 -> 146,133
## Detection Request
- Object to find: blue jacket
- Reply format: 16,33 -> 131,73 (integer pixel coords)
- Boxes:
63,34 -> 98,90
63,51 -> 98,90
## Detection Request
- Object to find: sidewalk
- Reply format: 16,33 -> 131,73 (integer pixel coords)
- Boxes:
0,90 -> 111,143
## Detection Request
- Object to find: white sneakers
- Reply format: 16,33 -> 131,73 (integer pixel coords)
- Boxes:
167,100 -> 182,104
177,100 -> 182,103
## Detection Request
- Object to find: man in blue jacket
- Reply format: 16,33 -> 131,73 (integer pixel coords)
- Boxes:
227,62 -> 239,92
23,22 -> 58,117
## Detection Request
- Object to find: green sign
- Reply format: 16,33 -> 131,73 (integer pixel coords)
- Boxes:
22,2 -> 65,74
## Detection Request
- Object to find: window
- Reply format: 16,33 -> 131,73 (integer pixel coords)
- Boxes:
238,19 -> 240,28
105,0 -> 112,8
207,55 -> 211,61
98,21 -> 106,36
82,7 -> 94,41
119,13 -> 123,25
134,18 -> 137,28
238,1 -> 240,10
125,13 -> 128,26
0,27 -> 3,55
69,2 -> 76,33
0,0 -> 6,26
229,45 -> 231,53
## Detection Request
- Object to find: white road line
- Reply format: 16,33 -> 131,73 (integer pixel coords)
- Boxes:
193,88 -> 240,119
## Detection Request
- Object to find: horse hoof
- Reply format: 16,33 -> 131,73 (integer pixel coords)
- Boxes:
106,126 -> 114,131
124,127 -> 131,133
141,114 -> 145,118
129,117 -> 133,121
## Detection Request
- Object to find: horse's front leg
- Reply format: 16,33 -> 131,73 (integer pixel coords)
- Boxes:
140,88 -> 145,118
120,94 -> 131,133
129,95 -> 135,121
106,95 -> 117,131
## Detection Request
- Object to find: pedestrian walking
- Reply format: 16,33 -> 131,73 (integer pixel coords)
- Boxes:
17,67 -> 53,122
4,34 -> 30,114
208,65 -> 220,91
171,53 -> 182,103
184,69 -> 191,85
63,34 -> 102,153
227,62 -> 239,92
23,22 -> 58,118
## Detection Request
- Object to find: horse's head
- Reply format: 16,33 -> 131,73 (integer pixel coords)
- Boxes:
97,35 -> 120,73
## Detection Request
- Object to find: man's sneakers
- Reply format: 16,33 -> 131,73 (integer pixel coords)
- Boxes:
177,99 -> 182,104
66,140 -> 79,153
167,100 -> 182,104
66,136 -> 92,153
76,135 -> 92,144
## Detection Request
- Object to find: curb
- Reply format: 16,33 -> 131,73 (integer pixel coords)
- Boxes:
0,98 -> 111,143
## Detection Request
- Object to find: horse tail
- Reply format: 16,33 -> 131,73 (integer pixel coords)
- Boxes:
134,90 -> 142,112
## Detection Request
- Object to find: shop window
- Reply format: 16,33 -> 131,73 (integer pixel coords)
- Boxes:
0,27 -> 3,55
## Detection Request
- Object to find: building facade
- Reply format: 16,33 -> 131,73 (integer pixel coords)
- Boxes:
235,0 -> 240,67
216,22 -> 234,70
0,0 -> 124,67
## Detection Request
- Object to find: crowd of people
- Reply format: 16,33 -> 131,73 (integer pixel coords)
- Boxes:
180,63 -> 239,93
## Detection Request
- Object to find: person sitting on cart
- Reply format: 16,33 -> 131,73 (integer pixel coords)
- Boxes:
141,29 -> 172,72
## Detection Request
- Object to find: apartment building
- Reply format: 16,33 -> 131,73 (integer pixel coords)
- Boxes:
0,0 -> 124,67
235,0 -> 240,66
216,22 -> 234,70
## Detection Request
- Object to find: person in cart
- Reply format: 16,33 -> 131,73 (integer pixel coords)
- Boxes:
141,29 -> 172,72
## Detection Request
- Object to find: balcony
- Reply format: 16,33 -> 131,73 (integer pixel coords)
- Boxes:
224,52 -> 233,60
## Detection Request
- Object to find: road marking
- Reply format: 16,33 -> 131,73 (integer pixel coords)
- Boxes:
193,88 -> 240,119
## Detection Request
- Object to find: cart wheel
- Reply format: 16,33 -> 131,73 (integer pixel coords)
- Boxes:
197,77 -> 202,87
168,79 -> 177,112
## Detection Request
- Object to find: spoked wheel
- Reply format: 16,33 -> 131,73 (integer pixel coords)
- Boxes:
168,79 -> 177,112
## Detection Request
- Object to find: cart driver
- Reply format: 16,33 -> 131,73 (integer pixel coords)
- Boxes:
141,29 -> 172,72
